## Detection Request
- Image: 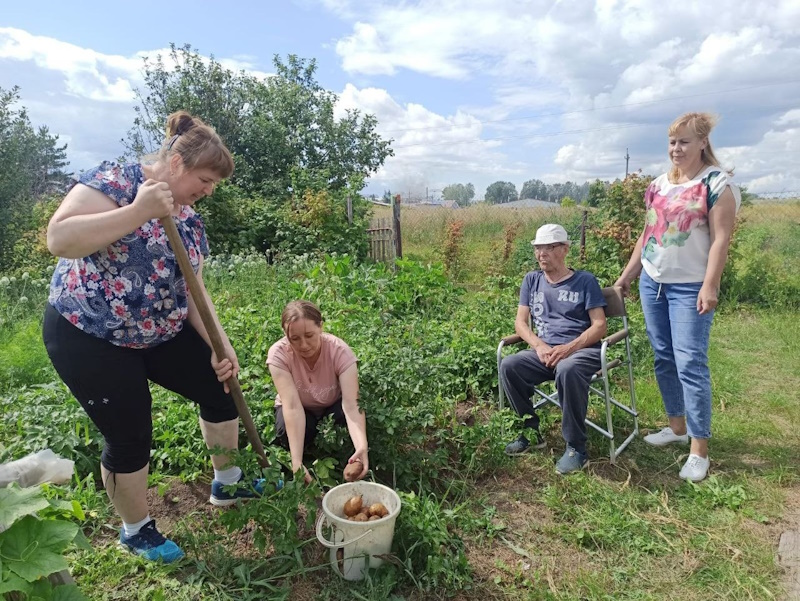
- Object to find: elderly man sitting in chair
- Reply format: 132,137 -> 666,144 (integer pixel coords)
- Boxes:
500,224 -> 608,474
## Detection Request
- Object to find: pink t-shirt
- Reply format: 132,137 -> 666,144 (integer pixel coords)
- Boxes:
267,333 -> 357,414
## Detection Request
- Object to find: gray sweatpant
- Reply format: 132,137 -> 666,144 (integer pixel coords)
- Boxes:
499,347 -> 601,453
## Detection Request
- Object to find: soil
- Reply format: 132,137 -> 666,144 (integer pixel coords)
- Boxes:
778,485 -> 800,600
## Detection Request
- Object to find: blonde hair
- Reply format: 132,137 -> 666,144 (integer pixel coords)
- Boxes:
667,112 -> 732,183
281,300 -> 323,333
153,111 -> 234,178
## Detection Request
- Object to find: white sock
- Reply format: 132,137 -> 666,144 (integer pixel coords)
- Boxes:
214,466 -> 242,485
122,515 -> 152,538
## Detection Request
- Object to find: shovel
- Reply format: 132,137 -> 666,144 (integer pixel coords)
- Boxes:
161,216 -> 269,468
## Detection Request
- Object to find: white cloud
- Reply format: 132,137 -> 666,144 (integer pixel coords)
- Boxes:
0,30 -> 276,171
717,110 -> 800,194
4,0 -> 800,197
330,0 -> 800,192
337,83 -> 516,197
0,27 -> 139,102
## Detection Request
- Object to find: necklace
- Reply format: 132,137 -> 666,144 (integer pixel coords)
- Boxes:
545,268 -> 572,284
680,164 -> 706,183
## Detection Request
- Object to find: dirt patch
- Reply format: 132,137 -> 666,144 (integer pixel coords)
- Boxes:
146,478 -> 212,523
455,399 -> 478,427
464,470 -> 599,593
778,485 -> 800,600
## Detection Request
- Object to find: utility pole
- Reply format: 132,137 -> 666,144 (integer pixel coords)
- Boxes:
625,148 -> 630,178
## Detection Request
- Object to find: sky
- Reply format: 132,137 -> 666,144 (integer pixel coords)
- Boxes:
2,0 -> 799,199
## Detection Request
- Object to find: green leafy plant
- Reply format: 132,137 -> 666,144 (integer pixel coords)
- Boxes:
0,484 -> 88,600
392,490 -> 473,593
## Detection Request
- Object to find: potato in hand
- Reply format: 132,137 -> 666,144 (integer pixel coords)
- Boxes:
343,459 -> 362,482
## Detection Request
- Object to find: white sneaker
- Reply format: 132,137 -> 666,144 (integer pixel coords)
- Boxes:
679,454 -> 710,482
643,427 -> 689,447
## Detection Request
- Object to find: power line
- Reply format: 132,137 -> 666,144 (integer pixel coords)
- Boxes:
380,79 -> 800,135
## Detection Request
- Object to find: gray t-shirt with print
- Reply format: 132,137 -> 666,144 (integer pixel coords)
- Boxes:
518,270 -> 606,347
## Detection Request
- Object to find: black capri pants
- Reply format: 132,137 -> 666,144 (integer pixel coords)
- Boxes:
274,400 -> 346,451
43,304 -> 239,473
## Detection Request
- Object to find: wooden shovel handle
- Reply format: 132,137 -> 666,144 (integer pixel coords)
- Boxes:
161,216 -> 269,468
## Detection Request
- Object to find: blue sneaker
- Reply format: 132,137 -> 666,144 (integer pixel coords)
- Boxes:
119,520 -> 184,563
210,475 -> 282,507
555,446 -> 588,475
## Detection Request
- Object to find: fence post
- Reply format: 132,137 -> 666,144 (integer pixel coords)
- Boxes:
392,195 -> 402,259
380,218 -> 386,262
346,195 -> 353,225
580,209 -> 587,262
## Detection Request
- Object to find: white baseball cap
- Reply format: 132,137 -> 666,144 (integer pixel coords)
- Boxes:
531,224 -> 570,246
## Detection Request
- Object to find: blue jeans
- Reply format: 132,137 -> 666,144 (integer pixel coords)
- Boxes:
639,270 -> 715,439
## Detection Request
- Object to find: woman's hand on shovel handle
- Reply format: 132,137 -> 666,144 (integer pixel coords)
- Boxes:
211,344 -> 240,394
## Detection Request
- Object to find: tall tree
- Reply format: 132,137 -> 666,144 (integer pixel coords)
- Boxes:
485,181 -> 518,205
441,182 -> 475,207
0,86 -> 69,270
124,45 -> 393,198
586,179 -> 608,207
520,178 -> 546,200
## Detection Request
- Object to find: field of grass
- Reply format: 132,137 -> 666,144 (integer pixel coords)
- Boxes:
371,203 -> 576,282
373,201 -> 800,292
1,203 -> 799,600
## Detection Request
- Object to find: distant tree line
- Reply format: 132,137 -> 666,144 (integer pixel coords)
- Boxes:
437,179 -> 600,206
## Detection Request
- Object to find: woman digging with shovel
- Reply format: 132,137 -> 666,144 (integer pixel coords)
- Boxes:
43,111 -> 270,563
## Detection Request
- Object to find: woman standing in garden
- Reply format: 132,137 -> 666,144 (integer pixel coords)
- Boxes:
43,111 -> 264,563
267,300 -> 369,484
615,112 -> 740,482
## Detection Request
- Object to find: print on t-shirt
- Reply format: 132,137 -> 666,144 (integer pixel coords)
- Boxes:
519,270 -> 605,347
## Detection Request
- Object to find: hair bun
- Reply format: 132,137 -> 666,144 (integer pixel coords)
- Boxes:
165,111 -> 195,138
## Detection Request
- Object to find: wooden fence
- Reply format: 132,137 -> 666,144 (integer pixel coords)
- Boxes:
367,217 -> 396,263
365,196 -> 402,265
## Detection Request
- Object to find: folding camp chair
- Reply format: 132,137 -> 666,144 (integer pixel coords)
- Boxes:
496,286 -> 638,462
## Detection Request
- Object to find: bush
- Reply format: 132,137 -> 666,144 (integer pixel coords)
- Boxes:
721,219 -> 800,309
197,177 -> 371,261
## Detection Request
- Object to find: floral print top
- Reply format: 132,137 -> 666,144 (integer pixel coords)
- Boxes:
48,162 -> 209,348
641,166 -> 740,284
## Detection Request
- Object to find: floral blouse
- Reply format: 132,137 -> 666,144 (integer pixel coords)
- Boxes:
48,162 -> 209,348
641,166 -> 740,284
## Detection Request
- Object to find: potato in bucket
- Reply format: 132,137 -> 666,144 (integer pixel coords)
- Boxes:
316,481 -> 402,581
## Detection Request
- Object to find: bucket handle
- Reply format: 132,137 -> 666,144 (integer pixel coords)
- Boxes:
316,513 -> 374,549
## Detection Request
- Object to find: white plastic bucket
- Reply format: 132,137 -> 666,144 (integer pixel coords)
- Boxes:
316,481 -> 401,581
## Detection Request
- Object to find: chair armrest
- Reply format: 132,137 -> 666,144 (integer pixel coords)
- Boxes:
602,329 -> 629,347
501,334 -> 524,345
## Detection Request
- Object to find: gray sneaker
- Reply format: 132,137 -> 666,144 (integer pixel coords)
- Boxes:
555,446 -> 588,475
504,432 -> 546,456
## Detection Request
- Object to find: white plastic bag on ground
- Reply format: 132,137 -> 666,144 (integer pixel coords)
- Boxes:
0,449 -> 74,488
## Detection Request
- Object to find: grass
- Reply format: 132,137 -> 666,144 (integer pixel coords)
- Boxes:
372,203 -> 581,282
1,208 -> 799,599
372,200 -> 800,290
3,308 -> 798,599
